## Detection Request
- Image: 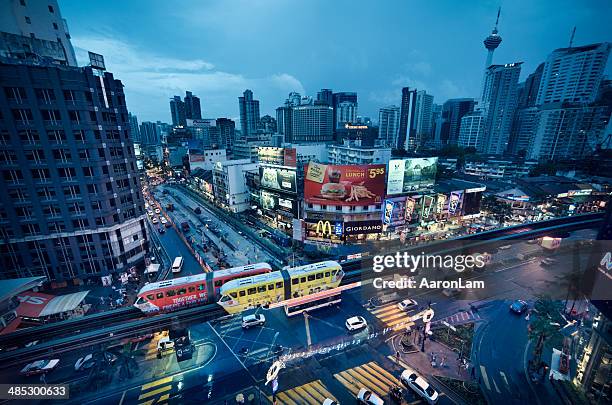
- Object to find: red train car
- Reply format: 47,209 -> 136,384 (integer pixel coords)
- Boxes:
134,263 -> 272,313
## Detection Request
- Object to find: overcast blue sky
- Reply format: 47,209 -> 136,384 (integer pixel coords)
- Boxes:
60,0 -> 612,124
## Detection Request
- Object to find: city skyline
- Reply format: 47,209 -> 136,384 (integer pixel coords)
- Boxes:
60,0 -> 612,123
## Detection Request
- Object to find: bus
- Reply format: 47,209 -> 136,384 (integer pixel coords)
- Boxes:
172,257 -> 184,273
283,289 -> 342,317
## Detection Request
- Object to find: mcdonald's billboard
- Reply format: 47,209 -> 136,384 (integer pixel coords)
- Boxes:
304,219 -> 343,243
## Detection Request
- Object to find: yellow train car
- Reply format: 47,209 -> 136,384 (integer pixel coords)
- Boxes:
217,261 -> 343,314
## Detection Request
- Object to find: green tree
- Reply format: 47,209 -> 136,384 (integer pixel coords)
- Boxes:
481,195 -> 513,226
528,296 -> 565,370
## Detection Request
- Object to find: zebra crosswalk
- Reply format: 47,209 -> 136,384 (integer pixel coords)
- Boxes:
433,310 -> 481,326
333,361 -> 400,399
137,375 -> 173,405
267,380 -> 336,405
367,302 -> 415,331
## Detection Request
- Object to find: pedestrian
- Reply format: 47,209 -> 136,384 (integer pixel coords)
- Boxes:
395,350 -> 400,363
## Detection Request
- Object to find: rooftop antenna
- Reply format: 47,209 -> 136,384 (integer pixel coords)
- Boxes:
494,6 -> 501,31
569,26 -> 576,48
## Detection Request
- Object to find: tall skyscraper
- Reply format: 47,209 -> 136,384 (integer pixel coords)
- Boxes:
378,106 -> 401,148
128,113 -> 141,143
518,63 -> 544,109
290,105 -> 333,143
217,118 -> 236,151
184,91 -> 202,120
430,103 -> 442,146
0,0 -> 77,66
332,92 -> 357,131
170,95 -> 186,127
0,55 -> 147,281
398,87 -> 417,150
336,101 -> 358,128
276,105 -> 292,138
458,111 -> 485,149
140,121 -> 160,145
239,89 -> 260,139
317,89 -> 333,106
439,98 -> 475,145
536,42 -> 611,105
483,7 -> 502,69
480,63 -> 522,154
414,90 -> 434,146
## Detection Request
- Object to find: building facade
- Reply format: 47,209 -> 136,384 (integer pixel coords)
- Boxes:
414,90 -> 434,147
290,104 -> 333,143
439,98 -> 475,146
458,111 -> 485,149
378,105 -> 400,148
169,95 -> 186,127
0,59 -> 147,281
398,87 -> 417,150
327,140 -> 391,165
184,90 -> 201,120
239,89 -> 260,139
212,159 -> 259,212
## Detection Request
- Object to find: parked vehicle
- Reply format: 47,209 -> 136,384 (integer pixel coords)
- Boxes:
242,314 -> 266,329
400,367 -> 439,404
20,359 -> 60,376
357,388 -> 384,405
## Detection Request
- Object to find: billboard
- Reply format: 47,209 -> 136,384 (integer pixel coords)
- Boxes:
261,190 -> 298,216
344,220 -> 383,235
387,157 -> 438,195
304,163 -> 386,206
448,191 -> 464,215
463,190 -> 483,216
383,197 -> 413,226
258,147 -> 297,167
304,219 -> 343,244
260,167 -> 297,194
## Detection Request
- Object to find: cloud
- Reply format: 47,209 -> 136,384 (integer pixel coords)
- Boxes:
72,35 -> 304,121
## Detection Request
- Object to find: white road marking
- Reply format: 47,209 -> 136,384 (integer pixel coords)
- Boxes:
500,371 -> 509,389
492,376 -> 501,393
480,365 -> 491,390
304,313 -> 312,347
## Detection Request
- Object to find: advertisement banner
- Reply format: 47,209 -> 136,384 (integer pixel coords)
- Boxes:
383,199 -> 395,225
284,148 -> 297,167
448,191 -> 464,215
405,197 -> 416,222
304,163 -> 386,206
304,219 -> 343,243
260,167 -> 297,194
344,220 -> 383,235
387,157 -> 438,195
421,195 -> 436,220
261,190 -> 297,216
258,147 -> 297,167
435,194 -> 447,214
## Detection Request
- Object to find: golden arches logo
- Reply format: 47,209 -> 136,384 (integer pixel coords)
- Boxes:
315,221 -> 333,237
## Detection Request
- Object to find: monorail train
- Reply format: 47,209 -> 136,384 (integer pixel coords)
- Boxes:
134,263 -> 273,313
218,261 -> 343,314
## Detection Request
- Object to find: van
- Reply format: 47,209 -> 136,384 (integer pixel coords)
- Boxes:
172,257 -> 184,273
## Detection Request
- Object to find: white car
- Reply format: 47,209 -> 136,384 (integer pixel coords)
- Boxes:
160,217 -> 168,224
242,314 -> 266,329
345,316 -> 367,331
400,368 -> 439,404
20,359 -> 60,376
154,208 -> 161,214
152,217 -> 159,224
322,399 -> 338,405
357,388 -> 384,405
147,211 -> 154,217
398,298 -> 418,311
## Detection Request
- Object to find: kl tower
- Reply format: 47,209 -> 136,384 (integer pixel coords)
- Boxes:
483,7 -> 502,68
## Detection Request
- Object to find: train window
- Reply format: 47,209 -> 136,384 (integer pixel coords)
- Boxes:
325,272 -> 330,277
307,275 -> 315,281
178,288 -> 186,295
214,280 -> 222,287
230,292 -> 237,298
220,295 -> 231,302
166,290 -> 176,297
276,282 -> 283,289
257,286 -> 266,293
198,284 -> 205,290
292,278 -> 298,285
157,293 -> 163,299
300,277 -> 306,283
315,273 -> 322,279
239,290 -> 246,297
188,287 -> 195,293
146,294 -> 154,300
247,288 -> 256,295
268,284 -> 274,290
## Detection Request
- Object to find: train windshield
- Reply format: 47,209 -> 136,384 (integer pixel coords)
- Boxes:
219,295 -> 231,303
135,296 -> 146,305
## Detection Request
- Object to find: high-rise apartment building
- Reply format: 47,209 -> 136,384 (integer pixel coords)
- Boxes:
458,112 -> 485,149
414,90 -> 434,146
239,89 -> 260,139
316,89 -> 333,106
128,113 -> 140,143
290,105 -> 333,143
140,121 -> 160,145
439,98 -> 475,146
170,95 -> 186,127
536,43 -> 611,105
518,63 -> 544,109
216,118 -> 236,151
480,63 -> 522,154
332,92 -> 357,131
0,57 -> 147,281
527,103 -> 610,160
378,106 -> 400,148
508,107 -> 539,155
276,105 -> 292,138
184,91 -> 202,120
0,0 -> 77,66
398,87 -> 417,150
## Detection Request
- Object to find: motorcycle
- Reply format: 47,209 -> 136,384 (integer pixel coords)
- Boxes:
389,385 -> 403,403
